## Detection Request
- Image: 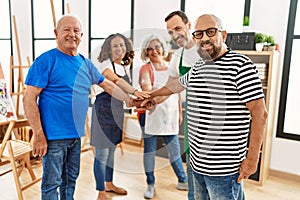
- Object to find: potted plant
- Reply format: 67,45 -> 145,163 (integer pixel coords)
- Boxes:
266,35 -> 275,51
254,33 -> 266,51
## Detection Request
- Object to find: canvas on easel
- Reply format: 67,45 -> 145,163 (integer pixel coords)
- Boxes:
0,63 -> 17,122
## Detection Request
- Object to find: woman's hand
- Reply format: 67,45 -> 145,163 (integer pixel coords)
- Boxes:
132,90 -> 150,99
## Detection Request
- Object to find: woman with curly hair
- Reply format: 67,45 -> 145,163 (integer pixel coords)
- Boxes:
90,33 -> 149,200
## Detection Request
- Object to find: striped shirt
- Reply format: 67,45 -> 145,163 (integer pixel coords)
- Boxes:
179,50 -> 264,176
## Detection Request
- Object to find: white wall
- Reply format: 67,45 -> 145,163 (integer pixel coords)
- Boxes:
184,0 -> 245,33
250,0 -> 300,176
6,0 -> 300,177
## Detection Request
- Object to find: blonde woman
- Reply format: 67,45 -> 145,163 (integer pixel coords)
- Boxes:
138,34 -> 187,199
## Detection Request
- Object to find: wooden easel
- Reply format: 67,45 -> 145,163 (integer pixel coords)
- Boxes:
10,15 -> 31,118
50,0 -> 57,28
0,61 -> 41,200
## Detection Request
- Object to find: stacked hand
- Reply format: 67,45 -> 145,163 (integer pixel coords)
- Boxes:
132,98 -> 154,111
127,91 -> 156,111
125,88 -> 164,112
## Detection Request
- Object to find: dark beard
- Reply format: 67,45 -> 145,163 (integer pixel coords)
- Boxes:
197,41 -> 221,62
197,47 -> 212,62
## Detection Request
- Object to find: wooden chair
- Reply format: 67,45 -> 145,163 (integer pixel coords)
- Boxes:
0,119 -> 41,200
122,113 -> 144,147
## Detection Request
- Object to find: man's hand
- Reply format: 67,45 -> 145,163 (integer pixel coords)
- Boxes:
32,129 -> 48,157
131,98 -> 153,109
140,98 -> 156,109
237,157 -> 259,183
132,90 -> 150,99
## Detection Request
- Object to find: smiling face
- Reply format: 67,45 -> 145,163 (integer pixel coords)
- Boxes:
166,15 -> 191,48
54,16 -> 83,56
146,39 -> 164,63
194,14 -> 227,61
110,36 -> 127,64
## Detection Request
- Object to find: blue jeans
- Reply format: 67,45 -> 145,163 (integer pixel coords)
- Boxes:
186,153 -> 196,200
143,133 -> 187,185
193,172 -> 245,200
41,138 -> 81,200
93,146 -> 116,191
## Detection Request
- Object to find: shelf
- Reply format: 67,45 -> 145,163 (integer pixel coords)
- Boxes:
236,50 -> 280,185
236,50 -> 276,56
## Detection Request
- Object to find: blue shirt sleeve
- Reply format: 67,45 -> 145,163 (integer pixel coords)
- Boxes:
25,50 -> 53,88
85,58 -> 105,85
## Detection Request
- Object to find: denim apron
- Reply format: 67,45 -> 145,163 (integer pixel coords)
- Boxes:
91,61 -> 131,148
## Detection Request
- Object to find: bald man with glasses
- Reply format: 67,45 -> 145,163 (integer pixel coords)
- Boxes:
142,14 -> 268,200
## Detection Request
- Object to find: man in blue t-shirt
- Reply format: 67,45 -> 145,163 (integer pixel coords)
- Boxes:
23,15 -> 139,200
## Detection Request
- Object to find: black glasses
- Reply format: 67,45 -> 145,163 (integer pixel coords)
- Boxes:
146,45 -> 162,52
192,28 -> 222,39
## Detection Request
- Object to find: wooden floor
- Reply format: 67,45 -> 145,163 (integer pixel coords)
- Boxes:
1,143 -> 300,200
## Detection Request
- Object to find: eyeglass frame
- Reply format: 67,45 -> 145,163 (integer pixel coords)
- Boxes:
192,27 -> 222,39
146,44 -> 163,52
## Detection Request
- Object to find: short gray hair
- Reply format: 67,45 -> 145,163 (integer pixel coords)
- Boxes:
140,34 -> 167,62
56,15 -> 82,30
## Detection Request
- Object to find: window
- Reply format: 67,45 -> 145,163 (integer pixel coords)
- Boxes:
277,0 -> 300,141
89,0 -> 132,57
32,0 -> 63,59
0,0 -> 12,82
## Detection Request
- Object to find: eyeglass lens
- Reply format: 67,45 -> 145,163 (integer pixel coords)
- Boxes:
193,28 -> 219,39
147,45 -> 162,52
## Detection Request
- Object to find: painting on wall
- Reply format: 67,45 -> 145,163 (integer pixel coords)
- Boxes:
0,63 -> 16,123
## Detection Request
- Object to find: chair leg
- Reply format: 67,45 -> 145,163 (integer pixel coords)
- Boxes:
117,143 -> 124,155
16,159 -> 25,177
24,154 -> 36,180
7,142 -> 24,200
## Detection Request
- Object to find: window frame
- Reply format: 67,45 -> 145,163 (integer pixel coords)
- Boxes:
88,0 -> 134,58
276,0 -> 300,141
31,0 -> 66,60
0,0 -> 14,91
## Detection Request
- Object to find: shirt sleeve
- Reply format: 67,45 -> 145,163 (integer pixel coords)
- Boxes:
95,59 -> 113,73
88,59 -> 105,84
168,48 -> 182,77
178,59 -> 204,89
25,54 -> 51,89
138,63 -> 153,87
236,60 -> 264,103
